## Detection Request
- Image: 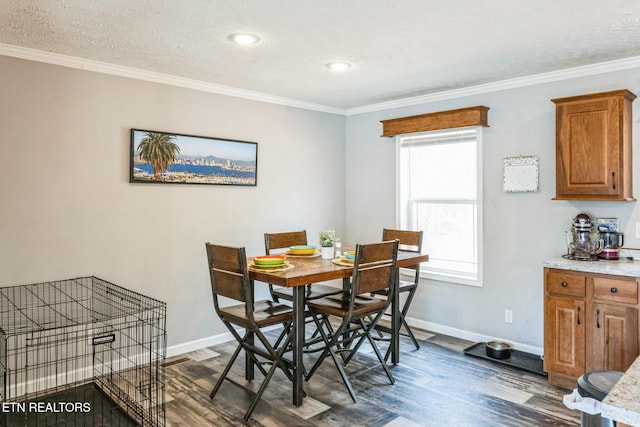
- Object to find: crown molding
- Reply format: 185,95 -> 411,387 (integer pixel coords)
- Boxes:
346,55 -> 640,116
2,43 -> 640,117
0,43 -> 346,116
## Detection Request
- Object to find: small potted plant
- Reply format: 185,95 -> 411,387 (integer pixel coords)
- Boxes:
318,230 -> 336,259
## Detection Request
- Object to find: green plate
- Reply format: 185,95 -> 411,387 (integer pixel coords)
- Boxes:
289,245 -> 316,255
253,255 -> 286,266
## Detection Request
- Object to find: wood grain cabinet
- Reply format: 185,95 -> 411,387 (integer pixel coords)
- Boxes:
552,89 -> 636,201
544,268 -> 639,389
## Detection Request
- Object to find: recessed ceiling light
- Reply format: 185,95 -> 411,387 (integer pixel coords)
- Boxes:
327,62 -> 352,72
228,33 -> 261,45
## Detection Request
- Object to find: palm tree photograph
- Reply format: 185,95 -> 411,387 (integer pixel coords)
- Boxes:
130,129 -> 257,186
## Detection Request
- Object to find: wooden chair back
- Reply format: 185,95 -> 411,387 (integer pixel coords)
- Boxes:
264,230 -> 307,254
382,228 -> 423,253
382,228 -> 423,282
352,240 -> 399,296
205,243 -> 253,318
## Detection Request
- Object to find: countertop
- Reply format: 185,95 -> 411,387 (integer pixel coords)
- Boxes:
601,355 -> 640,426
543,257 -> 640,278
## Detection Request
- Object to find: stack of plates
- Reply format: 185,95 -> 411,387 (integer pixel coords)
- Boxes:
252,255 -> 287,269
288,245 -> 317,256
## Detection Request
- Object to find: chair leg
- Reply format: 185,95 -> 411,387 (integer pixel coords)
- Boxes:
400,289 -> 420,350
243,351 -> 281,421
360,318 -> 394,384
255,327 -> 294,382
380,289 -> 421,362
401,316 -> 420,350
273,319 -> 293,350
243,328 -> 293,421
211,323 -> 295,422
326,339 -> 358,402
210,341 -> 244,399
308,314 -> 358,402
304,314 -> 337,381
342,324 -> 374,366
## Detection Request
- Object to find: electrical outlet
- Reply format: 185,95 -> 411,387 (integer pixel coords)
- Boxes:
505,309 -> 513,324
636,222 -> 640,239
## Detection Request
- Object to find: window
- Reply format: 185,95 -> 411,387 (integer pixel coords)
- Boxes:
397,127 -> 482,286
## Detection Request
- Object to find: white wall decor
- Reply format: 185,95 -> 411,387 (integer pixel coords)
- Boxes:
502,156 -> 539,193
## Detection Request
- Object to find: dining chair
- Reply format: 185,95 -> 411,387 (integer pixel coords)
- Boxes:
264,230 -> 342,301
377,228 -> 424,358
304,240 -> 399,402
205,243 -> 294,422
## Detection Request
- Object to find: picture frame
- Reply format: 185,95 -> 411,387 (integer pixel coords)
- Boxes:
502,155 -> 538,193
130,129 -> 257,186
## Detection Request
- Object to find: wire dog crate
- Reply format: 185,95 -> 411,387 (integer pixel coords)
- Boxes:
0,276 -> 166,426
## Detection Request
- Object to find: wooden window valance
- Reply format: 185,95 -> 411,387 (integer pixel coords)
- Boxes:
380,106 -> 490,137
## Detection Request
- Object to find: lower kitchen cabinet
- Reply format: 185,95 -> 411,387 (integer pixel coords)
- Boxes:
588,301 -> 638,372
544,268 -> 639,389
544,294 -> 585,383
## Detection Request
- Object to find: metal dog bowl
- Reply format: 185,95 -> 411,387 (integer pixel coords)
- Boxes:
486,341 -> 512,359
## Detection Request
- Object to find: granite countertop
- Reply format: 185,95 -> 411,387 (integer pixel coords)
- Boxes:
601,355 -> 640,426
543,257 -> 640,278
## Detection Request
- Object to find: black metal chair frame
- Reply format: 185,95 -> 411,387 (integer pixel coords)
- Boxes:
374,228 -> 424,360
304,240 -> 399,402
205,243 -> 294,422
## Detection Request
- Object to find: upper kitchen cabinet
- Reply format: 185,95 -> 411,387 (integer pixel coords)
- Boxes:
552,89 -> 636,201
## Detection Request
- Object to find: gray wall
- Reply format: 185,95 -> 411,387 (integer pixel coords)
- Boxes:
4,52 -> 640,356
0,56 -> 346,354
345,67 -> 640,353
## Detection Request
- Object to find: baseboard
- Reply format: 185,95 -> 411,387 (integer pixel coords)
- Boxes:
407,317 -> 543,356
167,320 -> 544,358
166,332 -> 234,358
166,324 -> 282,358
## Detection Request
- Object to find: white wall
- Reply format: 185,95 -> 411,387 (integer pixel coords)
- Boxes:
345,68 -> 640,352
0,56 -> 346,352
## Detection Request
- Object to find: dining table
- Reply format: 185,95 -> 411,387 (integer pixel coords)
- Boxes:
248,247 -> 428,407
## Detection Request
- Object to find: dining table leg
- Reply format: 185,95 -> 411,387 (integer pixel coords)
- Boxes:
245,280 -> 256,381
292,285 -> 305,406
390,268 -> 400,365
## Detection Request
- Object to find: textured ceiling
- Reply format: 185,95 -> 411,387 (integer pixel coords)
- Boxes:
1,0 -> 640,110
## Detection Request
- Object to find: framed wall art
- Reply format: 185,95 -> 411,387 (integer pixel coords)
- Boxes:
502,155 -> 538,193
130,129 -> 257,186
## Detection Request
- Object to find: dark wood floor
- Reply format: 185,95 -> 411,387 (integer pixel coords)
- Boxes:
163,327 -> 580,426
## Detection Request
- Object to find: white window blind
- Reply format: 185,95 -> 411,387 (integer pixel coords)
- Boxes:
398,127 -> 482,286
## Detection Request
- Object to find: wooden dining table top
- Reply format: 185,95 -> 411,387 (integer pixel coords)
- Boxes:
248,250 -> 428,287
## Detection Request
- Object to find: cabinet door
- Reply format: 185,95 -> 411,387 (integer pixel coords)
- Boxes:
555,96 -> 620,198
588,302 -> 638,372
544,295 -> 586,377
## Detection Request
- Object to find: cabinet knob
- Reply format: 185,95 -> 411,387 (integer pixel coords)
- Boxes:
611,287 -> 618,293
561,281 -> 568,287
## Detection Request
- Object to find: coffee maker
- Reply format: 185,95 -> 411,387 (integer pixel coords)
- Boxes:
599,230 -> 624,260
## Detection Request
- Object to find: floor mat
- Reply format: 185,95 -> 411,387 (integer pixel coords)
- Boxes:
463,342 -> 547,377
